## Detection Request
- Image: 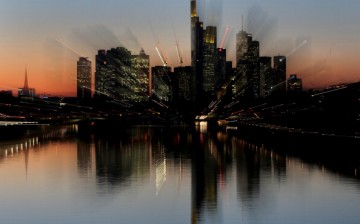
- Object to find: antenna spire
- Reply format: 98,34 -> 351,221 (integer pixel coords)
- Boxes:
24,66 -> 29,90
241,15 -> 244,31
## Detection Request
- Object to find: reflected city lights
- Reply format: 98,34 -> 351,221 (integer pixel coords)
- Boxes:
156,158 -> 167,195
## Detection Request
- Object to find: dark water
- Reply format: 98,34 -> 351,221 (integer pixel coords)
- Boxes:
0,123 -> 360,224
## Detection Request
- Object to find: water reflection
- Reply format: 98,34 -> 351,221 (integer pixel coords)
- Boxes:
78,126 -> 191,195
0,123 -> 360,224
77,139 -> 93,177
93,128 -> 151,192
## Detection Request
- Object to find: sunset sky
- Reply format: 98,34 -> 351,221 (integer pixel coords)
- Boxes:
0,0 -> 359,96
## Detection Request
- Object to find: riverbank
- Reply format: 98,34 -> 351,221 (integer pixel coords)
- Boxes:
225,120 -> 360,178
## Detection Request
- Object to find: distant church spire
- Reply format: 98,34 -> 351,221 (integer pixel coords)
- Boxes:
24,67 -> 29,90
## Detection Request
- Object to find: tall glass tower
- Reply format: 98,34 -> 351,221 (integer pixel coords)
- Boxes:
202,26 -> 217,94
273,55 -> 287,92
77,57 -> 92,100
190,0 -> 203,101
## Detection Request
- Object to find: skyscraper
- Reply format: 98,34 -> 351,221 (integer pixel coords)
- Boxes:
236,30 -> 252,67
174,66 -> 192,101
191,0 -> 220,102
131,49 -> 150,97
216,48 -> 227,88
152,66 -> 172,102
95,49 -> 109,98
259,56 -> 273,97
246,40 -> 260,99
77,57 -> 92,100
234,30 -> 260,99
202,26 -> 217,94
95,47 -> 149,102
273,55 -> 287,93
191,0 -> 204,101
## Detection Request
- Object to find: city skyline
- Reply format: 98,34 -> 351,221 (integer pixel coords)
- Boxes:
1,0 -> 360,96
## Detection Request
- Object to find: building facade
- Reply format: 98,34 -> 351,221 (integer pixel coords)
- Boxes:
77,57 -> 92,100
259,56 -> 272,98
236,30 -> 252,67
174,66 -> 192,101
152,66 -> 172,102
95,47 -> 149,102
190,0 -> 204,101
273,55 -> 287,93
233,31 -> 261,99
202,26 -> 217,94
131,49 -> 150,97
287,74 -> 303,92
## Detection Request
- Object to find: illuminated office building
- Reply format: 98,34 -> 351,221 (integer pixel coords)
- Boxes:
174,66 -> 192,101
216,48 -> 227,88
233,31 -> 260,99
77,57 -> 92,100
236,30 -> 252,67
259,56 -> 272,98
287,74 -> 303,92
190,0 -> 204,101
131,49 -> 150,96
152,66 -> 172,102
202,26 -> 217,94
273,55 -> 287,93
191,0 -> 221,101
95,47 -> 149,102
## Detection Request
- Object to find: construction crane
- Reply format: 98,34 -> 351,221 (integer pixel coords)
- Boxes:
175,40 -> 183,67
155,42 -> 168,67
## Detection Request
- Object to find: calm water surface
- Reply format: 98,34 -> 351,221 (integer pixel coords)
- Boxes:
0,124 -> 360,224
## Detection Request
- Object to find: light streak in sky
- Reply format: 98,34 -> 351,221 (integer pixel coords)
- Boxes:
286,39 -> 308,57
311,85 -> 347,97
172,26 -> 183,66
54,38 -> 83,57
155,43 -> 167,66
219,25 -> 230,49
175,41 -> 183,66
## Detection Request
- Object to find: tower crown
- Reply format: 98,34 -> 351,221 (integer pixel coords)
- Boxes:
191,0 -> 197,17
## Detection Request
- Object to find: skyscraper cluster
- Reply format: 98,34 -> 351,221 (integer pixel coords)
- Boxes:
75,0 -> 298,109
191,0 -> 228,102
189,0 -> 291,104
233,29 -> 288,100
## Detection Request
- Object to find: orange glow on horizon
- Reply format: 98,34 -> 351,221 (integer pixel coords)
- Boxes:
1,38 -> 359,97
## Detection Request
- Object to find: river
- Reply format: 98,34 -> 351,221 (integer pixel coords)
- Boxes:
0,123 -> 359,224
